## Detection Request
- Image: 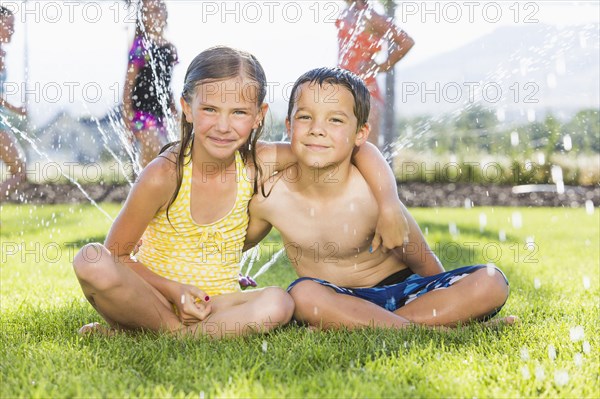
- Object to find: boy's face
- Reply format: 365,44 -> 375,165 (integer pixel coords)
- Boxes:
286,82 -> 369,168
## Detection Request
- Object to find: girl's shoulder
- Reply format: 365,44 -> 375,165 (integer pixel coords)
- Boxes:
136,147 -> 179,194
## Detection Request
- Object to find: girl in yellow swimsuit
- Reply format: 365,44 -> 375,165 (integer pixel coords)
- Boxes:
73,45 -> 408,339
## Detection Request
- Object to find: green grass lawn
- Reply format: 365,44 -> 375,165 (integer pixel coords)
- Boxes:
1,203 -> 599,398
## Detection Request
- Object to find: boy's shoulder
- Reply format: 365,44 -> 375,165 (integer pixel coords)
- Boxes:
250,166 -> 297,218
253,168 -> 288,201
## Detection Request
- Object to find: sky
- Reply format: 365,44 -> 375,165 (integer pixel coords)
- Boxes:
2,0 -> 599,126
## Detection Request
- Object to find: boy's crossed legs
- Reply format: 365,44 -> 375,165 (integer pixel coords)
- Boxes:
289,265 -> 515,329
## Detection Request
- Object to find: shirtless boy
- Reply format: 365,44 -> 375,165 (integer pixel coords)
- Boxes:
245,67 -> 514,329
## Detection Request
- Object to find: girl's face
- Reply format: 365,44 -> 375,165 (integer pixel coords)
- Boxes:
0,15 -> 15,43
181,77 -> 267,162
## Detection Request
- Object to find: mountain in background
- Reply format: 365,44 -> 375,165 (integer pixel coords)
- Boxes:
394,23 -> 599,121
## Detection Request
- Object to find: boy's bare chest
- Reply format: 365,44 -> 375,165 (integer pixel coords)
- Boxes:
273,193 -> 379,260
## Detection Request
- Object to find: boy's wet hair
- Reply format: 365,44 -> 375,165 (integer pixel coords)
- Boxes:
287,67 -> 370,128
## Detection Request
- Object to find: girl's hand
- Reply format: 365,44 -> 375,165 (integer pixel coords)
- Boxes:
371,204 -> 410,253
167,283 -> 212,325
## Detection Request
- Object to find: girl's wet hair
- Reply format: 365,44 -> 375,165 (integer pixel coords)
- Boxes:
133,0 -> 166,37
0,6 -> 13,17
286,67 -> 370,129
161,45 -> 268,224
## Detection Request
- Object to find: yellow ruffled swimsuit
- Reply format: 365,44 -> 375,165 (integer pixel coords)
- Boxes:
136,151 -> 253,296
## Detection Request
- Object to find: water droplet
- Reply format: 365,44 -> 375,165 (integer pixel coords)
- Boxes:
464,198 -> 472,209
537,153 -> 545,165
582,341 -> 591,354
547,344 -> 556,361
520,347 -> 530,361
525,236 -> 535,251
574,353 -> 583,367
432,308 -> 437,317
527,109 -> 536,122
425,227 -> 429,235
554,370 -> 569,387
448,222 -> 458,236
498,230 -> 506,242
180,295 -> 185,304
534,278 -> 541,290
510,131 -> 519,147
512,212 -> 522,229
550,165 -> 565,194
585,200 -> 594,215
563,134 -> 572,151
479,213 -> 487,232
262,340 -> 268,353
313,306 -> 318,315
570,326 -> 584,342
551,165 -> 563,184
496,108 -> 505,122
521,365 -> 531,380
582,276 -> 591,290
535,365 -> 545,381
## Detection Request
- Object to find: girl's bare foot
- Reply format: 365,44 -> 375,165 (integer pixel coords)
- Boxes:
78,322 -> 117,336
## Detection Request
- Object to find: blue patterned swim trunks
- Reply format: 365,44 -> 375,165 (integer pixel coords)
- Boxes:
288,265 -> 508,319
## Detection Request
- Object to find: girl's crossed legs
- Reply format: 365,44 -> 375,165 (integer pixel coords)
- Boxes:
73,243 -> 294,338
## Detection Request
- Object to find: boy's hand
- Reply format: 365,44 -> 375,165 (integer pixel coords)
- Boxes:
168,283 -> 212,325
131,239 -> 143,256
371,204 -> 410,253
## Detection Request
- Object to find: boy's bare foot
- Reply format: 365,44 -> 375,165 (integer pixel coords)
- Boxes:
78,322 -> 117,336
483,315 -> 519,328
